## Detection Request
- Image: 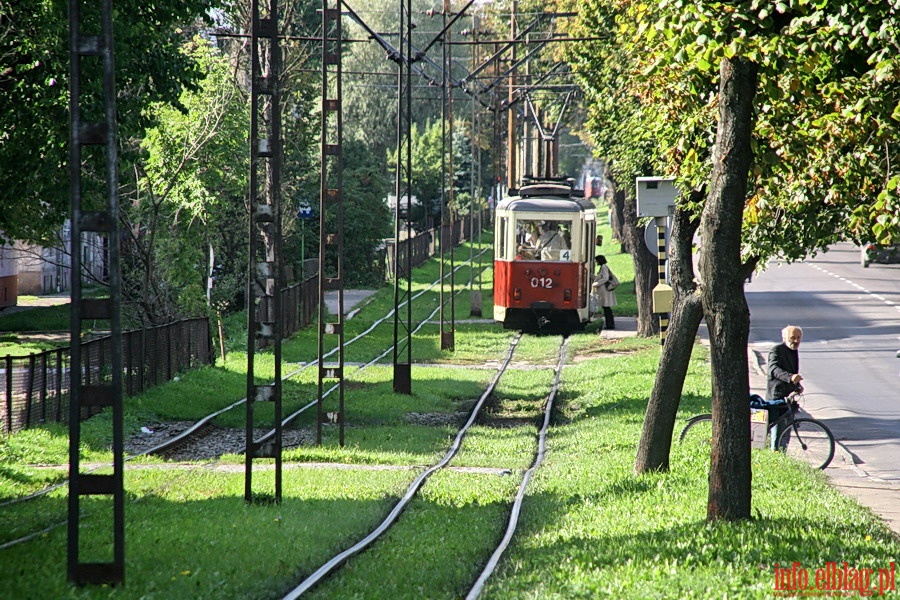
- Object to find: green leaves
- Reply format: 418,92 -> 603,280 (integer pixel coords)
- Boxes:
573,0 -> 900,260
0,0 -> 215,243
866,180 -> 900,245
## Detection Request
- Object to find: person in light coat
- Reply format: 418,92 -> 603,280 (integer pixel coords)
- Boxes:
591,254 -> 617,330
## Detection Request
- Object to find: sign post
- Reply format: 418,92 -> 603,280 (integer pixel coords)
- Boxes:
636,177 -> 676,345
297,201 -> 315,277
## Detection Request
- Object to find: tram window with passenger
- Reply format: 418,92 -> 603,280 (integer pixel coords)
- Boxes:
515,219 -> 572,261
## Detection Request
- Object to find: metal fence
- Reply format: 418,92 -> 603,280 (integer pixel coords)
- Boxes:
284,275 -> 318,337
1,318 -> 213,435
1,275 -> 320,436
257,275 -> 318,345
385,209 -> 488,277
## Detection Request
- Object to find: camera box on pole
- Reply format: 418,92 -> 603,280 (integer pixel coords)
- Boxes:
636,177 -> 677,218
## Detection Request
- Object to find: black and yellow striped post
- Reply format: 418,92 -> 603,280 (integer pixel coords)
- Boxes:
657,223 -> 668,343
651,218 -> 673,345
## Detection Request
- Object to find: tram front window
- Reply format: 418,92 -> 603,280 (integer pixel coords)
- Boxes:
516,219 -> 570,260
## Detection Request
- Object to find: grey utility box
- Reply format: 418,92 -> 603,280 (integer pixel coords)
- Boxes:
636,177 -> 677,218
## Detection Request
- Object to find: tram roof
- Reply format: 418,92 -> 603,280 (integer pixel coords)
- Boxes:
495,196 -> 595,213
496,182 -> 596,212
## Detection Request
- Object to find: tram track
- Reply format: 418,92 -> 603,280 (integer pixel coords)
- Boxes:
144,246 -> 491,458
466,336 -> 568,599
3,299 -> 574,598
281,333 -> 569,599
0,250 -> 491,550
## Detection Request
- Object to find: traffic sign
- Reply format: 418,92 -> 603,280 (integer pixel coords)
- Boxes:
297,201 -> 315,220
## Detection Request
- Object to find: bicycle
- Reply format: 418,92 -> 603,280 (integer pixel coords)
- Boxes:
679,394 -> 835,470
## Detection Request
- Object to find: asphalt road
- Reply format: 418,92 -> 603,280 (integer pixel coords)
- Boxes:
746,242 -> 900,482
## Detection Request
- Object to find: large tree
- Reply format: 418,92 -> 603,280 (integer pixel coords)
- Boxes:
634,197 -> 704,473
699,56 -> 758,520
132,38 -> 251,326
338,139 -> 393,285
0,0 -> 214,244
130,1 -> 325,324
571,0 -> 900,519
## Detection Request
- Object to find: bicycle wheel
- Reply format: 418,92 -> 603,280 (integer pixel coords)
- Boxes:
679,414 -> 713,445
776,418 -> 835,470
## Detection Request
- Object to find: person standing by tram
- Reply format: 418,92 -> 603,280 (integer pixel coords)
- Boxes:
591,254 -> 617,330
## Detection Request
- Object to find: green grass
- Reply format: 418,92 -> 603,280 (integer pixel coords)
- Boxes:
0,288 -> 114,355
477,351 -> 897,599
2,234 -> 899,598
307,470 -> 519,600
277,240 -> 497,366
0,332 -> 63,356
1,467 -> 415,600
0,302 -> 70,333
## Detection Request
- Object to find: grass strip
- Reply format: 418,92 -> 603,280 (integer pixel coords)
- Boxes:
0,467 -> 416,600
479,347 -> 900,599
3,233 -> 898,599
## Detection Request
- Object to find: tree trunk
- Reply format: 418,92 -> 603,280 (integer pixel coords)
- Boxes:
699,57 -> 758,521
620,188 -> 659,337
635,202 -> 703,473
608,181 -> 625,245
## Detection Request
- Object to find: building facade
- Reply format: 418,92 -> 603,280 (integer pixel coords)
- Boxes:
0,238 -> 17,308
0,222 -> 106,304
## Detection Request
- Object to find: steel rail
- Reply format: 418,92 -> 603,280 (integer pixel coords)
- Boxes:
248,283 -> 466,452
146,251 -> 487,456
247,250 -> 490,451
0,248 -> 492,520
0,519 -> 68,551
466,336 -> 569,599
281,332 -> 526,599
180,249 -> 489,456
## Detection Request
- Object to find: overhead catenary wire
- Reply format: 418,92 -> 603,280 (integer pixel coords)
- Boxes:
333,2 -> 580,121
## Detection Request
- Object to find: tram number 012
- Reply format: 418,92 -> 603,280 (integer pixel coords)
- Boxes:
530,277 -> 554,289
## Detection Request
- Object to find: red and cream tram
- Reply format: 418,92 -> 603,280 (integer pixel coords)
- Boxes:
493,181 -> 597,331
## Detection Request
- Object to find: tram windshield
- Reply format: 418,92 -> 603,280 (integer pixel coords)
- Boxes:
515,219 -> 571,261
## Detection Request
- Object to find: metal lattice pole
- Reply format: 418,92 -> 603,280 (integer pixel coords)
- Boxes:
317,0 -> 346,445
392,0 -> 414,393
245,0 -> 284,503
439,0 -> 456,351
506,2 -> 518,191
67,0 -> 125,584
469,11 -> 483,317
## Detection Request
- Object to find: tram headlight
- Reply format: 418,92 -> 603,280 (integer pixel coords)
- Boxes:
563,289 -> 572,303
513,288 -> 522,301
